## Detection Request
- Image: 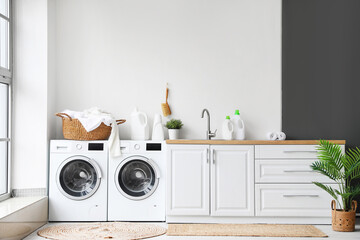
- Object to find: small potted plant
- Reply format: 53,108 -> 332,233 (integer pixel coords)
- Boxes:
311,140 -> 360,232
166,119 -> 183,140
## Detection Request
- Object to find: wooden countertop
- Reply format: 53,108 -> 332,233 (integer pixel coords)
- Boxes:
166,139 -> 346,145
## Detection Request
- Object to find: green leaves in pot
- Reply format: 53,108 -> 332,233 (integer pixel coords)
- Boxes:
166,119 -> 183,129
311,139 -> 360,211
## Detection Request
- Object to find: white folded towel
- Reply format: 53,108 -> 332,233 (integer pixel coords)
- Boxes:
62,108 -> 121,157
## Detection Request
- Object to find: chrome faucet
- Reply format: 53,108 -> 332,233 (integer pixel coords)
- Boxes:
201,109 -> 217,140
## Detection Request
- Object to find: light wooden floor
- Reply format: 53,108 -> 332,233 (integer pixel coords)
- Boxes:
24,221 -> 360,240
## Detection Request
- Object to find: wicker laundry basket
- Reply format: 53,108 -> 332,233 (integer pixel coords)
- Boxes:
56,113 -> 126,140
331,200 -> 357,232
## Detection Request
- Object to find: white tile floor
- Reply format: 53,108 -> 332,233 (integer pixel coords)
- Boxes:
23,221 -> 360,240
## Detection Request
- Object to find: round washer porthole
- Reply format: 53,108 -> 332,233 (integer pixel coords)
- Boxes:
56,156 -> 101,201
115,156 -> 159,201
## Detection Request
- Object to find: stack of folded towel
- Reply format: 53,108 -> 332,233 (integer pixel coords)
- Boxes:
62,107 -> 121,157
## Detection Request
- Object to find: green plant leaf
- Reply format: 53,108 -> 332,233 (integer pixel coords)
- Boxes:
349,184 -> 360,199
165,119 -> 183,129
316,139 -> 344,171
311,161 -> 341,181
344,148 -> 360,180
345,159 -> 360,179
313,182 -> 340,207
310,140 -> 360,210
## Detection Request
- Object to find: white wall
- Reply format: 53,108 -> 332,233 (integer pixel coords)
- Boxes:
11,0 -> 281,189
12,0 -> 55,189
47,0 -> 56,143
55,0 -> 282,140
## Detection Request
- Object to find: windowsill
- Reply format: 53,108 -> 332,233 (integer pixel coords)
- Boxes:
0,196 -> 48,239
0,196 -> 47,220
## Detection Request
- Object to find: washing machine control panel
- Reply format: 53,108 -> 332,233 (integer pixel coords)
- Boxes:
51,141 -> 106,153
120,141 -> 163,154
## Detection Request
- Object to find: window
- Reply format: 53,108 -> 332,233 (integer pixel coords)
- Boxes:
0,0 -> 11,201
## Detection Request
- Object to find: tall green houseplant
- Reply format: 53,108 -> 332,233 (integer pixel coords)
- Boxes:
311,140 -> 360,211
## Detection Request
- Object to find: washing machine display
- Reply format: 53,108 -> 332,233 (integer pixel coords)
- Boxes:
115,156 -> 159,200
57,156 -> 101,200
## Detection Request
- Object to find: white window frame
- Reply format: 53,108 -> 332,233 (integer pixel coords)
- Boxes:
0,0 -> 12,202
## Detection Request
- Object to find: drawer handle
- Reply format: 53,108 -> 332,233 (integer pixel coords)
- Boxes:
283,194 -> 319,197
283,170 -> 314,173
283,150 -> 317,153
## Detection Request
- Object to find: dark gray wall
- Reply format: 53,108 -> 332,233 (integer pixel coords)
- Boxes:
282,0 -> 360,149
282,0 -> 360,211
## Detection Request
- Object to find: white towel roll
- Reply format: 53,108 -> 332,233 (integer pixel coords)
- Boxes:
277,132 -> 286,140
267,132 -> 278,140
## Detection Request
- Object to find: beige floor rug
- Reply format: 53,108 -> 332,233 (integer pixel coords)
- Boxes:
38,222 -> 167,240
167,224 -> 328,237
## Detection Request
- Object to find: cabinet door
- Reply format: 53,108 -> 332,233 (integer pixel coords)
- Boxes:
167,144 -> 210,216
210,145 -> 254,216
255,184 -> 337,217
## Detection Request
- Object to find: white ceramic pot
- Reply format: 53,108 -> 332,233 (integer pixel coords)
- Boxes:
168,129 -> 180,140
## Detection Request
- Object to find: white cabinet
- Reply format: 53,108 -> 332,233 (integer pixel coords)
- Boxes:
254,144 -> 344,217
211,145 -> 254,216
167,144 -> 254,217
166,145 -> 209,216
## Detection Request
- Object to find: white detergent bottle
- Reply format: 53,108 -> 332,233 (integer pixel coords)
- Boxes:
152,114 -> 164,140
130,108 -> 150,140
232,110 -> 245,140
222,116 -> 234,140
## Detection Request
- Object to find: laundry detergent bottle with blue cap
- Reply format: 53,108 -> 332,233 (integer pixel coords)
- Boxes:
232,110 -> 245,140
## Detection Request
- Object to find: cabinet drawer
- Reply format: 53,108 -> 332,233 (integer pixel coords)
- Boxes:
255,159 -> 333,183
255,184 -> 336,217
255,145 -> 319,159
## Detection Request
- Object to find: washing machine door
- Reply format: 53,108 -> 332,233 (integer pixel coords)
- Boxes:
115,155 -> 160,200
56,155 -> 102,200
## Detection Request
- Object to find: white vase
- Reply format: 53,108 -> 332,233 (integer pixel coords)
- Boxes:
168,129 -> 180,140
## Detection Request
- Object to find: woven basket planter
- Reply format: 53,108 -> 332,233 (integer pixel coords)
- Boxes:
56,113 -> 125,141
331,200 -> 357,232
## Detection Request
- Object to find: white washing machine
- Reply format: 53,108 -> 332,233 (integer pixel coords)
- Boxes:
49,140 -> 108,221
108,140 -> 166,221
